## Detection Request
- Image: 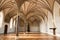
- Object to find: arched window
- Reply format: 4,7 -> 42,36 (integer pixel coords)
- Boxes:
10,18 -> 13,28
10,18 -> 15,28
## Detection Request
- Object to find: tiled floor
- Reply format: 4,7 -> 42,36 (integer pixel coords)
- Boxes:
0,33 -> 60,40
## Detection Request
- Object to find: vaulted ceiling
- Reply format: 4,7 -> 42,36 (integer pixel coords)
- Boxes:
0,0 -> 60,23
56,0 -> 60,4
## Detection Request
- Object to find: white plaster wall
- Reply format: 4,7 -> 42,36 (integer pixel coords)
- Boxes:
18,27 -> 25,32
40,1 -> 60,36
47,11 -> 53,35
53,1 -> 60,36
0,11 -> 4,34
30,26 -> 39,32
0,11 -> 15,34
40,21 -> 45,33
40,18 -> 48,33
8,18 -> 15,33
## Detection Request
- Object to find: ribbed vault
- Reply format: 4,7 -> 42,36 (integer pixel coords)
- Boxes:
0,0 -> 59,23
56,0 -> 60,4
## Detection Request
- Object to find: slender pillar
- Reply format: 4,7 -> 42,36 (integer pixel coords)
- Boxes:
16,16 -> 19,36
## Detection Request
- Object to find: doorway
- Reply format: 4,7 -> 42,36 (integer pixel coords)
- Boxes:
4,25 -> 8,34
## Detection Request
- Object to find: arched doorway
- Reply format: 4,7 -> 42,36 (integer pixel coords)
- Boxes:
4,25 -> 8,34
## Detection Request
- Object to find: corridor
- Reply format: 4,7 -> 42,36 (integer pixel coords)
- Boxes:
0,0 -> 60,40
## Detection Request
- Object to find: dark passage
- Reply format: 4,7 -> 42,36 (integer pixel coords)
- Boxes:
4,25 -> 8,34
27,23 -> 30,32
